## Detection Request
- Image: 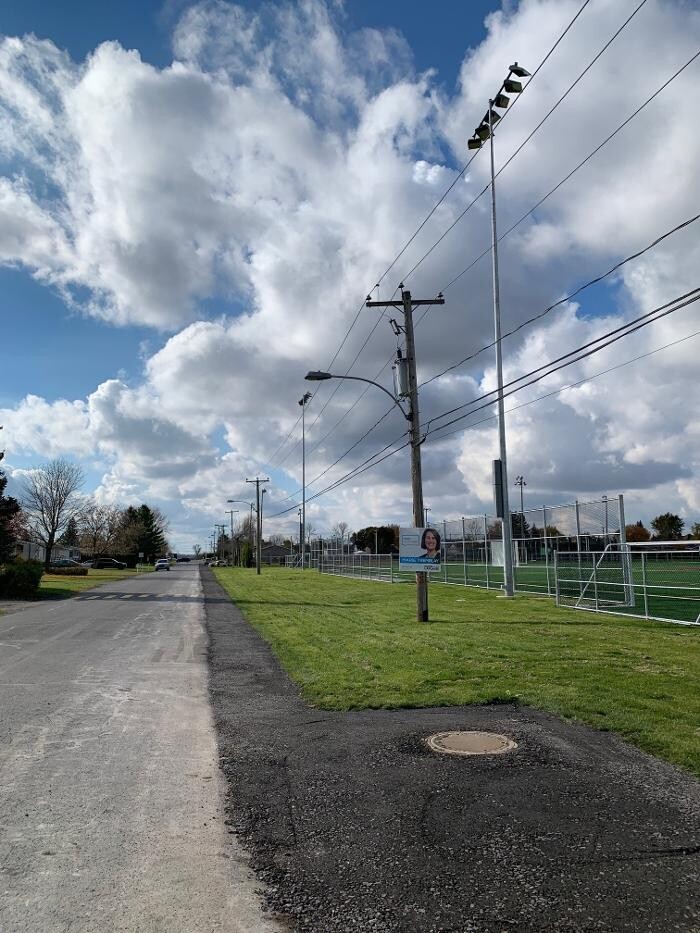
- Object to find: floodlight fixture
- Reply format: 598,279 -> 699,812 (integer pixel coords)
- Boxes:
509,62 -> 531,78
494,93 -> 510,109
503,78 -> 523,94
467,136 -> 482,150
475,123 -> 491,141
298,391 -> 312,406
485,108 -> 501,125
305,370 -> 333,381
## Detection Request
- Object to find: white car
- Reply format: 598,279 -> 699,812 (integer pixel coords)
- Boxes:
154,558 -> 170,571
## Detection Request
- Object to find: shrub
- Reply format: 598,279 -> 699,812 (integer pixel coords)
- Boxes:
46,566 -> 88,577
0,560 -> 44,598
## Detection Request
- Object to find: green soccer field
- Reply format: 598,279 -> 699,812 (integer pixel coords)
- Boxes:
391,557 -> 700,625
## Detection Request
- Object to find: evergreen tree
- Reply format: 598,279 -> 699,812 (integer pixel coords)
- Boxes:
0,470 -> 21,563
59,516 -> 80,548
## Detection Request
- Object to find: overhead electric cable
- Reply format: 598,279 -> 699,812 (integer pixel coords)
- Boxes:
423,288 -> 700,435
266,0 -> 595,469
425,327 -> 700,444
269,294 -> 700,516
420,211 -> 700,388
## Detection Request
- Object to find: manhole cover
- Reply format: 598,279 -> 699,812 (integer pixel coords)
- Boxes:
425,730 -> 517,757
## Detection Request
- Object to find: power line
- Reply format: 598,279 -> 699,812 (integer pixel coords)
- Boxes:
423,287 -> 700,435
420,211 -> 700,388
424,326 -> 700,444
268,293 -> 700,516
399,0 -> 650,286
265,0 -> 594,469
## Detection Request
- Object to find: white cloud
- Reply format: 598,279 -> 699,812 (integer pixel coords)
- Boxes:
1,0 -> 700,546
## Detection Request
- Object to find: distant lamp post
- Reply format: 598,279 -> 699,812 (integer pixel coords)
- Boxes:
298,507 -> 303,564
423,507 -> 431,527
466,62 -> 530,598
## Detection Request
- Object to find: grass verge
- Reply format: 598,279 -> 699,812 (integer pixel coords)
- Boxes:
214,567 -> 700,776
39,567 -> 143,599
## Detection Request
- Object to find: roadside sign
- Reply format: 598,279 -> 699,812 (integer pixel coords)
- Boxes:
399,527 -> 441,571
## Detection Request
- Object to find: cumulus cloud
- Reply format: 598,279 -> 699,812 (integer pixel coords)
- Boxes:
1,0 -> 700,546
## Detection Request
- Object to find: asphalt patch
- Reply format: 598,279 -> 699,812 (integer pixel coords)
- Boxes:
202,568 -> 700,932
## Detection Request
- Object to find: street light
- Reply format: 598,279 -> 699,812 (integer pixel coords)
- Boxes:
299,391 -> 313,569
306,372 -> 410,420
466,61 -> 530,598
424,506 -> 431,526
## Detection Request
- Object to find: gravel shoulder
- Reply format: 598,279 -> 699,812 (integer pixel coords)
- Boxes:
203,567 -> 700,932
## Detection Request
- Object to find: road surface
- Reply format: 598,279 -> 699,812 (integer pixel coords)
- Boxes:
0,563 -> 281,932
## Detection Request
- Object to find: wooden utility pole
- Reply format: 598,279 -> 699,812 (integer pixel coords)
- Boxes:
245,477 -> 270,574
366,287 -> 444,622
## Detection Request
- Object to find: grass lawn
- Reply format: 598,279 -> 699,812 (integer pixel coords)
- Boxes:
38,567 -> 145,599
214,567 -> 700,776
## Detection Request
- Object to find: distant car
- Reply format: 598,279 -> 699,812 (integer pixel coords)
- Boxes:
154,558 -> 170,572
50,558 -> 82,568
92,558 -> 127,570
176,556 -> 190,563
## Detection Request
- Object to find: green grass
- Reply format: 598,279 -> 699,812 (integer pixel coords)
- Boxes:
214,567 -> 700,776
38,567 -> 145,599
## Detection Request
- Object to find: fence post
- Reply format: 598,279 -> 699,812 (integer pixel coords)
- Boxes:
592,555 -> 599,610
641,551 -> 649,619
554,550 -> 560,605
575,499 -> 583,586
484,514 -> 490,589
543,505 -> 551,596
390,553 -> 394,584
618,494 -> 634,607
443,520 -> 448,583
462,517 -> 468,585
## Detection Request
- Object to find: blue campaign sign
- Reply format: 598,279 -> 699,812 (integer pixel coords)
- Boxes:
399,527 -> 441,571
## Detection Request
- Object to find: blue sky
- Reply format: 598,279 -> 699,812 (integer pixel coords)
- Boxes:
2,0 -> 699,550
1,0 -> 497,409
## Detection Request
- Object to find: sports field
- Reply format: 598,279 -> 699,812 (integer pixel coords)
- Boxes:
213,566 -> 700,775
388,557 -> 700,625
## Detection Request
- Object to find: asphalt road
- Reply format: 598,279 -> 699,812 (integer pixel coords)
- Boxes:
202,567 -> 700,933
0,563 -> 282,933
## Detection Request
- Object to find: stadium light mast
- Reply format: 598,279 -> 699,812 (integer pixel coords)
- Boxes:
467,62 -> 530,598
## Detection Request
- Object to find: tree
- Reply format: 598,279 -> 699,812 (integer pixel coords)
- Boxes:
625,521 -> 651,543
21,459 -> 85,569
80,501 -> 122,556
0,469 -> 21,563
59,516 -> 80,548
651,512 -> 684,541
351,525 -> 398,553
689,522 -> 700,540
115,504 -> 169,561
193,544 -> 202,558
331,521 -> 350,542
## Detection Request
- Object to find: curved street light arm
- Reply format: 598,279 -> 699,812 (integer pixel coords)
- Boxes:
306,373 -> 410,420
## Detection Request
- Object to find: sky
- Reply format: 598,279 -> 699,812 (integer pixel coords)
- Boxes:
1,0 -> 699,553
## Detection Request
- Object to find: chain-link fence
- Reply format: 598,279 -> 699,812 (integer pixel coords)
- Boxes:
391,496 -> 625,596
555,543 -> 700,626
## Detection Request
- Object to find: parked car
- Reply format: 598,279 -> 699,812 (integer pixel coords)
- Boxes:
50,558 -> 82,568
92,558 -> 127,570
154,558 -> 170,572
176,556 -> 190,563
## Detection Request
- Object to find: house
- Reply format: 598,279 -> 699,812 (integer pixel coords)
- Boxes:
260,544 -> 290,566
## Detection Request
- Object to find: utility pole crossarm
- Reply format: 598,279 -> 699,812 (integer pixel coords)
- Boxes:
366,296 -> 444,308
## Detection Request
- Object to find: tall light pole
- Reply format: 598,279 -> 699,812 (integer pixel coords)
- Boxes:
298,391 -> 312,569
468,62 -> 530,598
424,506 -> 431,527
298,507 -> 303,563
246,477 -> 269,574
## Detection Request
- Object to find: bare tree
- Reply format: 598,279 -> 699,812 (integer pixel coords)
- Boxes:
79,501 -> 123,556
21,459 -> 85,568
331,521 -> 350,541
193,544 -> 202,558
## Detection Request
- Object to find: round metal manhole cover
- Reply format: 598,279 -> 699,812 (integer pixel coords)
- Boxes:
425,730 -> 517,757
